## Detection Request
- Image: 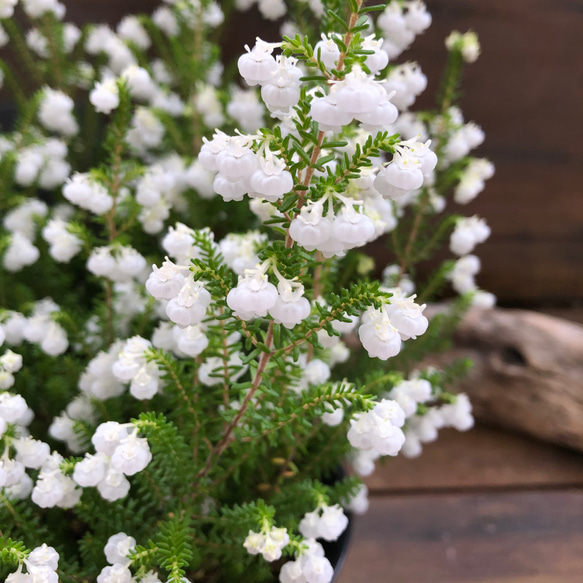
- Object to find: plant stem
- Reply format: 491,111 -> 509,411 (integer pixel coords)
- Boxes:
42,14 -> 64,89
197,321 -> 275,479
4,19 -> 44,86
105,280 -> 114,344
218,307 -> 231,425
335,0 -> 364,73
398,192 -> 430,277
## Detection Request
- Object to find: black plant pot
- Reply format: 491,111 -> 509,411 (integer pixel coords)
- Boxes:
326,511 -> 353,581
321,466 -> 353,580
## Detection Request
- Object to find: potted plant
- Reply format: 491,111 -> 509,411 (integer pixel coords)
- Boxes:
0,1 -> 495,582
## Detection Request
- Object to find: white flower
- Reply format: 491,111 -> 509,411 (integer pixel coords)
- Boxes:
0,0 -> 17,19
104,532 -> 136,565
384,291 -> 428,341
22,0 -> 65,19
63,173 -> 113,215
73,453 -> 109,487
38,88 -> 78,136
40,321 -> 69,356
27,28 -> 49,58
0,393 -> 29,423
146,258 -> 187,301
257,0 -> 286,20
3,233 -> 39,272
117,16 -> 151,50
237,38 -> 279,87
440,393 -> 474,431
448,254 -> 481,294
374,152 -> 424,198
110,431 -> 152,476
97,564 -> 133,583
347,399 -> 406,456
321,405 -> 344,427
268,279 -> 310,329
13,437 -> 50,469
450,216 -> 491,256
174,325 -> 209,357
0,458 -> 25,488
249,153 -> 293,202
92,422 -> 129,456
358,307 -> 402,360
288,204 -> 333,251
243,526 -> 289,562
226,87 -> 264,132
127,108 -> 165,153
446,31 -> 480,63
227,266 -> 278,320
152,6 -> 179,37
121,65 -> 156,101
166,277 -> 212,327
299,504 -> 348,542
346,484 -> 369,515
97,466 -> 131,501
42,219 -> 83,263
219,231 -> 266,275
90,79 -> 120,114
28,544 -> 59,571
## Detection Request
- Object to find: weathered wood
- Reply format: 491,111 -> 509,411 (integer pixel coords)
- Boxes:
428,308 -> 583,451
366,425 -> 583,493
337,491 -> 583,583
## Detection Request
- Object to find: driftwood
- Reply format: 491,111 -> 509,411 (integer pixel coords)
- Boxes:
428,308 -> 583,451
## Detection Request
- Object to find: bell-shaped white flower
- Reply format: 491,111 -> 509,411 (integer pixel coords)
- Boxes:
237,38 -> 279,86
358,307 -> 402,360
249,153 -> 293,202
227,265 -> 278,320
268,278 -> 311,329
347,398 -> 406,456
165,277 -> 212,327
110,431 -> 152,476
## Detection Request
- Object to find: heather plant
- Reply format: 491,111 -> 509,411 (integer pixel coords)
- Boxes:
0,1 -> 494,582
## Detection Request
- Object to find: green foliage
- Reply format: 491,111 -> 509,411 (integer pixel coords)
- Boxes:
154,516 -> 197,583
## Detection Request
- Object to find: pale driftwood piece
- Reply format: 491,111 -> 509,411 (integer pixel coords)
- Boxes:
427,308 -> 583,451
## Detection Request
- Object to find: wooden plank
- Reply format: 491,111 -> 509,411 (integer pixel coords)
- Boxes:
337,491 -> 583,583
401,0 -> 583,302
365,425 -> 583,493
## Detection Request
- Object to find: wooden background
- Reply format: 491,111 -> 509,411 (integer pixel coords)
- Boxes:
56,0 -> 583,306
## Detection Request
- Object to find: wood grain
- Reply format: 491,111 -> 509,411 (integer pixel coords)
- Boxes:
365,425 -> 583,493
337,491 -> 583,583
423,308 -> 583,452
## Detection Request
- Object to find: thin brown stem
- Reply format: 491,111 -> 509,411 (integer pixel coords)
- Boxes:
105,280 -> 114,344
218,307 -> 231,423
191,7 -> 204,154
42,15 -> 64,89
196,321 -> 275,479
285,130 -> 326,248
398,194 -> 430,278
335,1 -> 364,73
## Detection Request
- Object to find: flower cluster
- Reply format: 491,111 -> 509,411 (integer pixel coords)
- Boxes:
299,503 -> 349,542
244,525 -> 290,562
73,423 -> 152,501
5,544 -> 60,583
